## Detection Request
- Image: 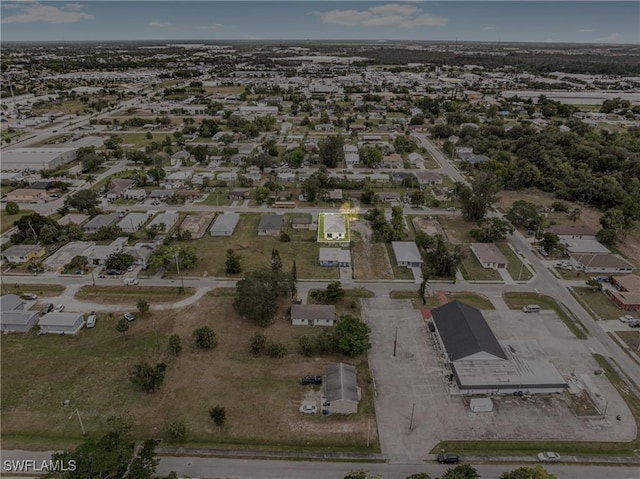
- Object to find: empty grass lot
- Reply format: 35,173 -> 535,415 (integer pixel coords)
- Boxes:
118,133 -> 173,148
1,209 -> 34,234
172,214 -> 338,280
616,331 -> 640,354
503,292 -> 588,339
75,286 -> 196,304
351,231 -> 393,281
572,287 -> 624,321
0,295 -> 378,452
2,283 -> 65,297
495,242 -> 534,281
202,188 -> 232,206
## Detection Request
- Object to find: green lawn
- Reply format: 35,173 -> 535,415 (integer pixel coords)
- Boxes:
503,292 -> 588,339
2,283 -> 65,297
572,287 -> 624,321
202,188 -> 232,206
75,285 -> 196,304
119,132 -> 173,148
1,209 -> 34,234
172,214 -> 338,280
495,242 -> 534,282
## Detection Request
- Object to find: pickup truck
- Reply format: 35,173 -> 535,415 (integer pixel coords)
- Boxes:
300,375 -> 322,385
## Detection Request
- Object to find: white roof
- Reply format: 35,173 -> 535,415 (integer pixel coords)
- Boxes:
39,312 -> 84,327
323,214 -> 346,235
391,241 -> 422,264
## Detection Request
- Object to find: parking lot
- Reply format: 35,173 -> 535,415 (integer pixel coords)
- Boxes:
364,296 -> 635,462
44,241 -> 94,272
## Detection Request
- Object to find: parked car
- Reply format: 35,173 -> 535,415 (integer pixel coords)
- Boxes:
537,452 -> 561,462
54,304 -> 65,312
300,375 -> 322,385
41,303 -> 54,315
20,293 -> 38,300
106,269 -> 122,276
127,265 -> 136,272
619,315 -> 640,324
86,312 -> 97,328
299,404 -> 318,414
123,312 -> 135,322
436,453 -> 460,464
629,321 -> 640,329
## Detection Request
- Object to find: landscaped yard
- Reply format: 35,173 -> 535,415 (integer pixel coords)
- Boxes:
75,285 -> 196,304
0,209 -> 34,234
495,242 -> 534,282
0,295 -> 378,452
172,214 -> 338,280
572,287 -> 624,321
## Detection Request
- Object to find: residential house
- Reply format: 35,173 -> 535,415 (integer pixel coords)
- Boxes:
325,189 -> 343,202
147,212 -> 179,233
343,144 -> 358,154
171,150 -> 190,166
58,214 -> 89,226
546,225 -> 597,240
377,192 -> 401,203
291,304 -> 336,327
257,214 -> 284,236
228,188 -> 252,200
459,152 -> 490,164
391,241 -> 423,268
124,189 -> 148,201
291,216 -> 312,230
124,243 -> 155,267
163,170 -> 194,189
277,172 -> 297,183
344,153 -> 360,167
38,312 -> 85,335
570,253 -> 634,274
610,274 -> 640,311
319,213 -> 348,242
106,179 -> 134,201
148,190 -> 173,202
117,212 -> 151,233
323,363 -> 360,415
210,213 -> 240,236
84,237 -> 128,265
2,244 -> 46,264
83,212 -> 120,233
319,248 -> 351,267
407,152 -> 423,165
471,243 -> 507,270
383,154 -> 403,168
5,188 -> 46,203
415,171 -> 443,186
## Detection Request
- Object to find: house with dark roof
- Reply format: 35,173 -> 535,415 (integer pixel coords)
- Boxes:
83,212 -> 120,233
430,301 -> 567,395
323,363 -> 360,414
258,214 -> 284,236
291,304 -> 336,327
546,224 -> 597,240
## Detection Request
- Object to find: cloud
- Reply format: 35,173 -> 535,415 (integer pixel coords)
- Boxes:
578,28 -> 596,33
483,26 -> 495,31
595,33 -> 623,43
65,3 -> 85,11
198,23 -> 223,30
149,21 -> 170,28
1,1 -> 93,24
315,3 -> 447,28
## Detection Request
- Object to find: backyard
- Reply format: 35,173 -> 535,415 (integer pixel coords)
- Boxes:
0,294 -> 378,452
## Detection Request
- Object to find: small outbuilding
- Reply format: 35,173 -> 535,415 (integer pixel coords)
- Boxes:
38,312 -> 85,335
323,363 -> 360,415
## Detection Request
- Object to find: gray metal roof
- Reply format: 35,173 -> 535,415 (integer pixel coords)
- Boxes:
0,294 -> 24,312
431,301 -> 507,362
324,363 -> 359,403
258,214 -> 284,232
210,213 -> 240,233
83,212 -> 120,230
38,312 -> 84,327
1,310 -> 39,326
391,241 -> 422,264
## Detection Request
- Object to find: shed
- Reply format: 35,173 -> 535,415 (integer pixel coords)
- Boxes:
38,312 -> 85,335
291,304 -> 336,327
210,213 -> 240,236
469,397 -> 493,413
323,363 -> 360,414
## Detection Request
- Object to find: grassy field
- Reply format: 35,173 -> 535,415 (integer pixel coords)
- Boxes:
495,243 -> 534,282
503,292 -> 588,340
2,283 -> 66,297
437,216 -> 476,244
202,188 -> 232,206
0,295 -> 379,451
571,287 -> 624,321
459,246 -> 501,281
172,214 -> 338,280
75,286 -> 196,304
616,331 -> 640,354
118,132 -> 173,148
445,292 -> 495,310
32,100 -> 87,116
0,209 -> 34,234
351,232 -> 393,280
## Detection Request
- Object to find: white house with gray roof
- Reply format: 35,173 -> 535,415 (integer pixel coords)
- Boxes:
83,237 -> 128,265
291,304 -> 336,327
319,248 -> 351,267
117,212 -> 152,233
258,214 -> 284,236
210,213 -> 240,237
38,312 -> 85,335
391,241 -> 423,268
83,212 -> 120,233
147,212 -> 179,233
323,363 -> 360,414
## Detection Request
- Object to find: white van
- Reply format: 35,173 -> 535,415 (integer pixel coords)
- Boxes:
522,304 -> 541,313
124,278 -> 139,286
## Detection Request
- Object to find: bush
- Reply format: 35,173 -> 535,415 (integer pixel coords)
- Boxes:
249,332 -> 266,356
5,202 -> 19,215
267,342 -> 288,358
168,334 -> 182,356
209,405 -> 226,426
193,326 -> 218,349
166,421 -> 186,441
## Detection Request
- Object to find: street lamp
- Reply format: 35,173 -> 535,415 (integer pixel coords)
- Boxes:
174,252 -> 184,290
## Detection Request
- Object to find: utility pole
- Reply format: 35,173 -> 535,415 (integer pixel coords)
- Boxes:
174,252 -> 184,290
409,403 -> 416,431
90,268 -> 95,287
393,327 -> 398,357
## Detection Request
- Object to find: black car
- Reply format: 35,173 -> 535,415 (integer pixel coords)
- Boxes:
437,453 -> 459,464
105,269 -> 122,275
41,303 -> 54,315
300,375 -> 322,385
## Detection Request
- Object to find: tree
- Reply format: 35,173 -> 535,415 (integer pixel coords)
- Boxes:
267,341 -> 288,358
209,405 -> 226,427
284,147 -> 305,168
344,469 -> 378,479
569,207 -> 582,222
539,232 -> 560,253
104,135 -> 122,150
234,269 -> 293,326
255,186 -> 270,205
270,249 -> 282,272
249,332 -> 267,356
64,189 -> 99,213
106,252 -> 135,271
410,190 -> 427,207
585,277 -> 602,292
298,335 -> 314,357
393,135 -> 417,153
454,172 -> 500,222
225,249 -> 241,274
499,465 -> 556,479
176,246 -> 197,269
193,326 -> 218,349
116,318 -> 129,337
311,281 -> 345,304
334,314 -> 371,357
11,212 -> 59,244
469,218 -> 514,242
596,227 -> 618,247
405,474 -> 430,479
359,146 -> 382,168
65,255 -> 88,272
131,362 -> 167,392
440,463 -> 480,479
39,224 -> 60,245
505,200 -> 543,230
137,299 -> 150,315
166,421 -> 186,441
148,167 -> 166,186
5,202 -> 19,215
168,334 -> 182,356
146,131 -> 153,140
318,135 -> 345,168
416,232 -> 464,278
44,430 -> 159,479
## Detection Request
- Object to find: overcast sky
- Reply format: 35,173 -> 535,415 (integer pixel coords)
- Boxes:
1,1 -> 639,44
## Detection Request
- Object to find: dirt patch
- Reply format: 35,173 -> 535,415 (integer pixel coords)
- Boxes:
351,220 -> 393,280
412,215 -> 444,237
179,213 -> 216,239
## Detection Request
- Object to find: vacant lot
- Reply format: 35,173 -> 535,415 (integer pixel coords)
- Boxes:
1,209 -> 33,234
437,215 -> 474,244
75,285 -> 196,304
572,287 -> 624,321
0,295 -> 377,451
350,222 -> 393,281
32,99 -> 87,116
172,214 -> 338,280
118,132 -> 173,148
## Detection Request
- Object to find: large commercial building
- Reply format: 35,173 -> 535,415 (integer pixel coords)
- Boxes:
1,147 -> 76,172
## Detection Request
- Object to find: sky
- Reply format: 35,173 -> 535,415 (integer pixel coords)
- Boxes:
1,1 -> 639,44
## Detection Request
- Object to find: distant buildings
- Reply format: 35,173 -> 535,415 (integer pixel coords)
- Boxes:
1,147 -> 76,172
